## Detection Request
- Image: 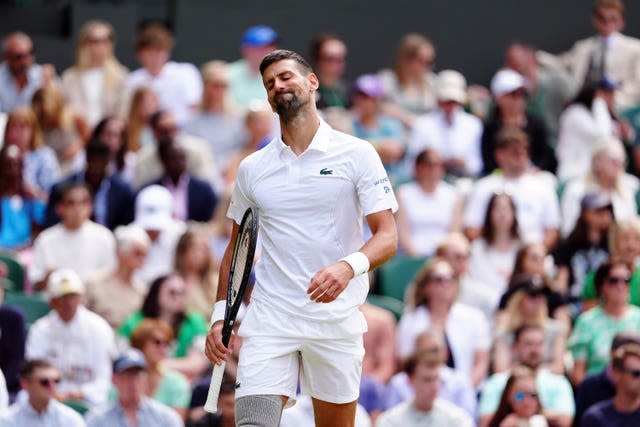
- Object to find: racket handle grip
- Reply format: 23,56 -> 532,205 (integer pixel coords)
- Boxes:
204,361 -> 227,413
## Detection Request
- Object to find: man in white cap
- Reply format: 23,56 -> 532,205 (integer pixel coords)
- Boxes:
407,69 -> 483,178
481,68 -> 555,175
25,268 -> 115,409
133,185 -> 186,285
85,348 -> 182,427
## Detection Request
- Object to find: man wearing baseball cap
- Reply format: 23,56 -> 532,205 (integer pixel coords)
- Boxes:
228,24 -> 279,108
25,268 -> 115,409
408,69 -> 483,178
85,348 -> 182,427
133,185 -> 186,285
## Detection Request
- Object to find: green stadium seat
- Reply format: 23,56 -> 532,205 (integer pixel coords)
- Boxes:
0,251 -> 25,292
366,293 -> 405,321
3,292 -> 50,327
64,399 -> 89,415
375,254 -> 428,302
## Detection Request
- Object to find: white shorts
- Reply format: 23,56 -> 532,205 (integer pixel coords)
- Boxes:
235,334 -> 365,405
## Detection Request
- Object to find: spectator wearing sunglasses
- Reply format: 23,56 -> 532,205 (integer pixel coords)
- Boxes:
479,324 -> 574,427
581,343 -> 640,426
568,260 -> 640,385
574,331 -> 640,427
487,365 -> 550,427
310,33 -> 350,110
0,359 -> 85,426
396,258 -> 490,389
0,32 -> 55,114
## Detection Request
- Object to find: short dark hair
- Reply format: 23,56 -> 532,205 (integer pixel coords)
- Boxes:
135,21 -> 174,51
593,0 -> 624,16
85,138 -> 111,160
149,110 -> 169,130
309,33 -> 343,64
157,137 -> 177,162
20,359 -> 55,378
259,49 -> 313,76
612,343 -> 640,371
404,346 -> 443,376
514,324 -> 544,343
58,180 -> 91,202
594,260 -> 627,298
612,331 -> 640,352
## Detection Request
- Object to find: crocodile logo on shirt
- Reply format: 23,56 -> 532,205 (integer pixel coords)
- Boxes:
320,168 -> 333,175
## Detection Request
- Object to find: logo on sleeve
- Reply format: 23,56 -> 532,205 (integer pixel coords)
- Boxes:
320,168 -> 333,175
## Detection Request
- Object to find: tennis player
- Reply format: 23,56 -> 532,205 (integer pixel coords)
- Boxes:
205,49 -> 398,427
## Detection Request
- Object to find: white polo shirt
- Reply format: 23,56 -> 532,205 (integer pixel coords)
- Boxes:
229,120 -> 397,334
126,61 -> 202,125
463,172 -> 560,243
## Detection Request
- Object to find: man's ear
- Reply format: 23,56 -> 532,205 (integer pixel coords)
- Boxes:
309,72 -> 320,92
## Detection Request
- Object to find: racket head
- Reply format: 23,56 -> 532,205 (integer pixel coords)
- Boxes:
221,207 -> 259,345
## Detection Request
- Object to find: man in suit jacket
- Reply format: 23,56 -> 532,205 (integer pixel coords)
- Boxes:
538,0 -> 640,111
44,139 -> 135,230
143,137 -> 218,223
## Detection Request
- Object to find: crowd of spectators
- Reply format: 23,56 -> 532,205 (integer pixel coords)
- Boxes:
3,0 -> 640,425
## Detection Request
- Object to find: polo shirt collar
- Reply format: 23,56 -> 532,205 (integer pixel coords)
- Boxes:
275,119 -> 331,154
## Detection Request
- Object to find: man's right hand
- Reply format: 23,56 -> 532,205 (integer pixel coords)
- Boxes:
204,320 -> 231,365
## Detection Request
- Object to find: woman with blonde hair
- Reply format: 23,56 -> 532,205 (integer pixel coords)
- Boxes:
582,217 -> 640,307
174,228 -> 219,319
123,86 -> 159,154
31,83 -> 89,177
560,138 -> 638,237
396,257 -> 490,387
377,33 -> 438,128
62,20 -> 128,128
184,60 -> 245,173
2,106 -> 60,200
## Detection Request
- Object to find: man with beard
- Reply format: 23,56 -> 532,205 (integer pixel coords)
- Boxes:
0,32 -> 55,113
478,324 -> 575,427
205,49 -> 398,427
581,343 -> 640,426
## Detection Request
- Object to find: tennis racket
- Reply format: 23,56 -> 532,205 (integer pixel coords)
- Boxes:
204,207 -> 259,413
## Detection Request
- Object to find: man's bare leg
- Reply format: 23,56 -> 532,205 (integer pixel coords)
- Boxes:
312,398 -> 357,427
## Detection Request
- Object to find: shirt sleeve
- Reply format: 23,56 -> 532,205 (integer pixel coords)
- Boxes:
478,374 -> 506,416
0,370 -> 7,412
463,181 -> 488,229
227,159 -> 256,224
568,313 -> 591,362
546,375 -> 576,415
354,141 -> 398,216
28,236 -> 48,284
182,63 -> 204,107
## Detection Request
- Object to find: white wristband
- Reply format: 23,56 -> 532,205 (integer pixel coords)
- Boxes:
210,300 -> 227,325
340,251 -> 370,276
